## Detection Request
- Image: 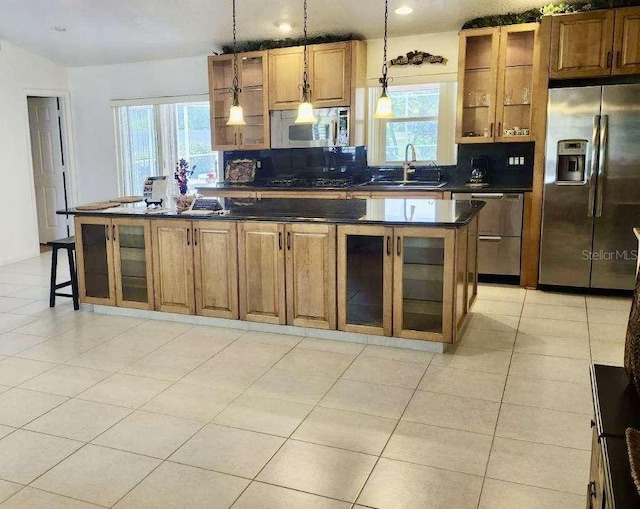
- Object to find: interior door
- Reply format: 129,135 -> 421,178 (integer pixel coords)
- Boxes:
285,223 -> 337,330
28,97 -> 68,243
193,221 -> 239,319
591,84 -> 640,290
539,86 -> 602,287
152,220 -> 195,314
238,222 -> 286,324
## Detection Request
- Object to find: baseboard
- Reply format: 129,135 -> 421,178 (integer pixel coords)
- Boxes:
93,306 -> 447,354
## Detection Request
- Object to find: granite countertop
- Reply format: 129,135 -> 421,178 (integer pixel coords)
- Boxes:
62,198 -> 486,228
196,180 -> 533,193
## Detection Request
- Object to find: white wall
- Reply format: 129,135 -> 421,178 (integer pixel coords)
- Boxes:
366,31 -> 459,86
68,56 -> 209,203
0,40 -> 69,265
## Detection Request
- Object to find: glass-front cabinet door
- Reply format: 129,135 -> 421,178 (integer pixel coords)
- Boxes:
393,227 -> 455,342
74,216 -> 115,306
239,51 -> 270,150
456,28 -> 500,143
209,55 -> 239,150
337,225 -> 393,336
495,24 -> 538,142
112,218 -> 154,310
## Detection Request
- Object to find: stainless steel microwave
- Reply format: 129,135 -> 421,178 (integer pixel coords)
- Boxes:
270,108 -> 349,149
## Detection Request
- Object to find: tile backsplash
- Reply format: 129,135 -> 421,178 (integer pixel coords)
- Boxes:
223,146 -> 368,181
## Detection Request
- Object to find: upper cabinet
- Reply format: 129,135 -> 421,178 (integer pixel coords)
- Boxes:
268,47 -> 305,110
269,41 -> 359,110
208,51 -> 270,151
456,23 -> 539,144
309,42 -> 352,107
549,7 -> 640,79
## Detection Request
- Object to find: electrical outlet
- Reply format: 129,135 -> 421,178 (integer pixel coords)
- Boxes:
508,157 -> 514,165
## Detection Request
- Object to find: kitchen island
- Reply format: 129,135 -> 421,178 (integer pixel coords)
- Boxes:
66,198 -> 484,350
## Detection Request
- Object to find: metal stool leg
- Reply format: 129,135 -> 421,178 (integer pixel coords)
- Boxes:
49,247 -> 58,308
67,247 -> 80,310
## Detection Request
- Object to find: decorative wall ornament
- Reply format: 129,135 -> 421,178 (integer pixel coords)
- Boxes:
389,50 -> 447,67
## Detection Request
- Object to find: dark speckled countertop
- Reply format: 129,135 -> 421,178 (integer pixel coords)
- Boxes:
62,198 -> 485,228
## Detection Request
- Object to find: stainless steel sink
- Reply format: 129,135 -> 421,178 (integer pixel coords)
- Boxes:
359,181 -> 447,189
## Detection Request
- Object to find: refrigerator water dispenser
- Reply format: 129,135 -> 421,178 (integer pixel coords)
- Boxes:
556,140 -> 587,184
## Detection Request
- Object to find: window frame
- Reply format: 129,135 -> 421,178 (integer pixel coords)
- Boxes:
368,82 -> 457,167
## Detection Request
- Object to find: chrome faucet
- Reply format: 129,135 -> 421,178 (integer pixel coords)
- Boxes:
403,143 -> 417,182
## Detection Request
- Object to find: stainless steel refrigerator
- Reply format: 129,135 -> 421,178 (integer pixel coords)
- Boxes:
540,84 -> 640,290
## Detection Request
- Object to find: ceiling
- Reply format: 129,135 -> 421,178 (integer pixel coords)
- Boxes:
0,0 -> 550,67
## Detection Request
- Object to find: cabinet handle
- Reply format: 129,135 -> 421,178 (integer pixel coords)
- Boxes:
497,122 -> 502,137
386,236 -> 391,256
194,228 -> 198,246
615,50 -> 621,68
186,228 -> 190,246
286,231 -> 291,251
105,225 -> 110,241
606,51 -> 613,69
588,481 -> 596,499
278,231 -> 283,251
396,236 -> 401,257
489,122 -> 494,137
112,225 -> 117,242
239,133 -> 243,146
234,133 -> 238,145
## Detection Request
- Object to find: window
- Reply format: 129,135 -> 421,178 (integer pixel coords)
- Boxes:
370,82 -> 457,166
114,99 -> 219,196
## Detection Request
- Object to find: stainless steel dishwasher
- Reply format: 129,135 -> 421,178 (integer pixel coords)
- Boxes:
452,192 -> 524,276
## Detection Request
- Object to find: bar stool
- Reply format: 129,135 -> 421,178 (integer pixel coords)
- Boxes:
48,237 -> 79,310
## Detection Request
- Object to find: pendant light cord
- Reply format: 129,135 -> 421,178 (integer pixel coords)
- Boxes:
231,0 -> 240,98
381,0 -> 389,89
302,0 -> 310,100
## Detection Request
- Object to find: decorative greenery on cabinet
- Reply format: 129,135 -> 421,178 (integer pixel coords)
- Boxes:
462,0 -> 640,28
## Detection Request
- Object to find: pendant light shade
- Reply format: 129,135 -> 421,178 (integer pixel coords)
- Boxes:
374,0 -> 394,119
226,0 -> 246,126
295,0 -> 317,124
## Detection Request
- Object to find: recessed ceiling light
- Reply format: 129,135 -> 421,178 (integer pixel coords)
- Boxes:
52,26 -> 67,32
277,22 -> 293,33
395,6 -> 413,15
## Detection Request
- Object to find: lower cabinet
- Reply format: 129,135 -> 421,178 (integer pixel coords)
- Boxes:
75,216 -> 154,310
237,221 -> 336,328
151,220 -> 195,315
238,222 -> 286,324
338,224 -> 469,342
151,220 -> 239,318
285,223 -> 337,329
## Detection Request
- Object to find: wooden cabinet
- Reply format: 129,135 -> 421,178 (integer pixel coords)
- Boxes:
310,42 -> 351,107
285,223 -> 336,329
238,222 -> 287,324
151,220 -> 239,318
208,51 -> 269,151
151,220 -> 195,315
550,10 -> 615,79
75,216 -> 154,310
549,7 -> 640,78
268,47 -> 305,110
457,24 -> 539,144
193,221 -> 238,319
337,225 -> 393,336
613,7 -> 640,75
268,41 -> 364,111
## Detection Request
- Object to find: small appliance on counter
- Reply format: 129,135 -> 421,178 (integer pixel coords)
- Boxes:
143,176 -> 168,207
467,156 -> 489,188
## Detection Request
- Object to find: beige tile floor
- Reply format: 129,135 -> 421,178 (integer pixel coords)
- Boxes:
0,253 -> 632,508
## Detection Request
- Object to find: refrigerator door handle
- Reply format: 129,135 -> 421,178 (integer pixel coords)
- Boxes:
587,115 -> 600,218
596,115 -> 608,218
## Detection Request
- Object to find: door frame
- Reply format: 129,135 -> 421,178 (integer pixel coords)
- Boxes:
24,89 -> 77,248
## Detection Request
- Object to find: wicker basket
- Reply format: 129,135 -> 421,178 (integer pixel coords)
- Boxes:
626,428 -> 640,495
624,270 -> 640,397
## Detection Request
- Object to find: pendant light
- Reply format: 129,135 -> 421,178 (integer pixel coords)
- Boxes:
295,0 -> 317,124
374,0 -> 394,119
227,0 -> 246,126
